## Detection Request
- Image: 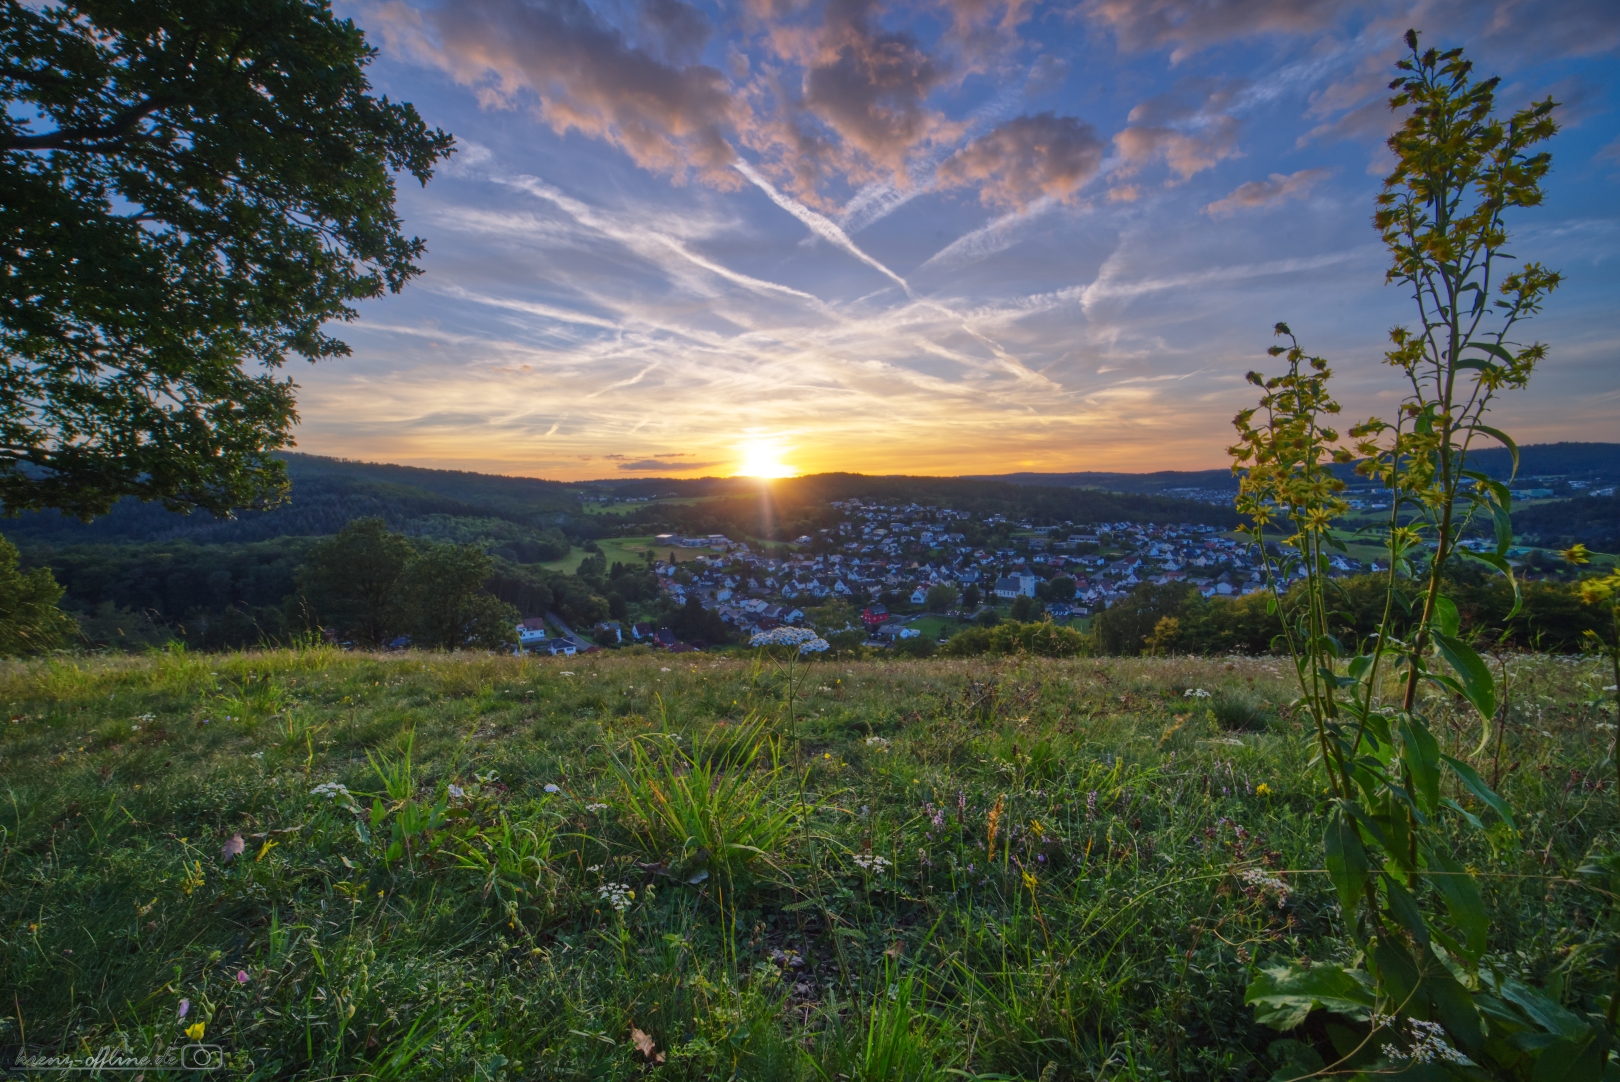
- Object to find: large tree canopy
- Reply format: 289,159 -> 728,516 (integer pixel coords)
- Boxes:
0,0 -> 454,519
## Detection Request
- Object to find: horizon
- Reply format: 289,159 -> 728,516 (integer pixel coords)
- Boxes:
287,0 -> 1618,481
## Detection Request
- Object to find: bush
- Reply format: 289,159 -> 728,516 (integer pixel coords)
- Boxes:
942,620 -> 1088,658
0,534 -> 76,654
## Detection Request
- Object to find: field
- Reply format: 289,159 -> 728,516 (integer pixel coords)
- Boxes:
1,649 -> 1616,1080
538,536 -> 717,574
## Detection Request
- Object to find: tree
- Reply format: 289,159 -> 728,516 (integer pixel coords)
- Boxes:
1009,594 -> 1042,622
962,583 -> 981,609
0,534 -> 77,654
1047,574 -> 1077,602
401,542 -> 517,651
924,584 -> 959,611
296,518 -> 412,647
0,0 -> 454,519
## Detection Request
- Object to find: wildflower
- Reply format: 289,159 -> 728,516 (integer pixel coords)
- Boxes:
1256,783 -> 1272,797
221,834 -> 244,862
236,970 -> 249,984
585,802 -> 609,812
597,882 -> 635,912
1384,1018 -> 1468,1065
749,627 -> 829,653
660,666 -> 671,672
544,783 -> 561,794
852,853 -> 891,873
1184,688 -> 1212,699
178,999 -> 190,1019
311,781 -> 352,801
185,1022 -> 206,1040
447,783 -> 465,799
1562,543 -> 1593,565
864,735 -> 890,747
1239,868 -> 1290,907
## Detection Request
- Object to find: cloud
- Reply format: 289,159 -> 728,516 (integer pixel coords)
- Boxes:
617,458 -> 723,471
1204,167 -> 1331,217
367,0 -> 739,184
798,0 -> 950,181
1079,0 -> 1354,58
938,113 -> 1105,209
1112,78 -> 1244,184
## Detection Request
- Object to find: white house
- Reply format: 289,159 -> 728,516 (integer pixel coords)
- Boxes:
515,618 -> 548,651
910,586 -> 928,605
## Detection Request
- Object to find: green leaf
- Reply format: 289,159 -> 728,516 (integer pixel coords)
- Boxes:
1471,424 -> 1521,480
1245,961 -> 1376,1030
1534,1036 -> 1605,1082
1382,872 -> 1429,947
1434,633 -> 1497,720
1433,595 -> 1461,638
1325,804 -> 1370,916
1465,340 -> 1519,366
1397,715 -> 1442,814
1424,845 -> 1488,959
1442,755 -> 1517,834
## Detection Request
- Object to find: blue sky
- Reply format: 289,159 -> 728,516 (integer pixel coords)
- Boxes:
301,0 -> 1620,479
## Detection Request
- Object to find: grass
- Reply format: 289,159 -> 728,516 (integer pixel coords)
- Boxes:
538,536 -> 716,574
1,648 -> 1616,1079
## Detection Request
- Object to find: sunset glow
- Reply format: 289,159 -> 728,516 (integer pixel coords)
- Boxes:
291,1 -> 1617,481
735,440 -> 797,479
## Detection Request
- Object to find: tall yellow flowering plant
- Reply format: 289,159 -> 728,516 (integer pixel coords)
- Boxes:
1239,32 -> 1613,1082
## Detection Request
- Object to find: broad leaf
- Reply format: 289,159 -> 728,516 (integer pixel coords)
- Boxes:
1424,845 -> 1488,959
1325,804 -> 1370,916
1397,715 -> 1442,814
1435,633 -> 1497,720
1442,755 -> 1517,834
1245,961 -> 1375,1030
1433,595 -> 1461,638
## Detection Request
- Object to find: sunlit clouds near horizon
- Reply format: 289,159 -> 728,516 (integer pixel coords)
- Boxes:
303,0 -> 1620,481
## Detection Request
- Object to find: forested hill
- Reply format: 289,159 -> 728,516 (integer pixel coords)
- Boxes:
974,442 -> 1620,494
1,454 -> 579,554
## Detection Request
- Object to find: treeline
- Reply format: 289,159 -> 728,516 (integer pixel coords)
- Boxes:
1092,573 -> 1606,656
2,453 -> 579,553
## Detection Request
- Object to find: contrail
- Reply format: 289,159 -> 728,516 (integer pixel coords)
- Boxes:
731,160 -> 914,296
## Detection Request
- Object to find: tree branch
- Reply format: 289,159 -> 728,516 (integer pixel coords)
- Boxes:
4,97 -> 165,152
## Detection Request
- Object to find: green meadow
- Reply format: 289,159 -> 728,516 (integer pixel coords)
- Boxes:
1,649 -> 1614,1080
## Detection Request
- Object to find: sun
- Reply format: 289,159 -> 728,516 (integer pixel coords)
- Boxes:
735,439 -> 797,479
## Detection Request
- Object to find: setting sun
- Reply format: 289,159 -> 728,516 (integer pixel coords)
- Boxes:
735,439 -> 797,479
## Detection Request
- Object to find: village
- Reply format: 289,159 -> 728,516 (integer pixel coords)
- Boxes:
511,498 -> 1345,653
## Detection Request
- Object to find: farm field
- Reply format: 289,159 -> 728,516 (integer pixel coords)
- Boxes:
538,535 -> 717,574
1,649 -> 1615,1080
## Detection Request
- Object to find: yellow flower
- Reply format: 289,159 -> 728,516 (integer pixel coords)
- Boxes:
185,1022 -> 206,1040
1562,543 -> 1592,566
1021,871 -> 1037,890
1256,783 -> 1272,797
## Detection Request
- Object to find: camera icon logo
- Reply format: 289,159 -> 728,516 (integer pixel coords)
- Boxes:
179,1043 -> 225,1070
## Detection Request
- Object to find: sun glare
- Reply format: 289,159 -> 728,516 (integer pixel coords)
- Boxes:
736,440 -> 797,479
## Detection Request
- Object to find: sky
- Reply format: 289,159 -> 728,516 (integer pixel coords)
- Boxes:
298,0 -> 1620,481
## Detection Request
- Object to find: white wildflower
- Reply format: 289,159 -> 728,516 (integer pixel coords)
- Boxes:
750,627 -> 830,654
864,736 -> 890,747
597,882 -> 635,913
311,781 -> 351,801
1238,867 -> 1289,904
1184,688 -> 1212,699
544,783 -> 561,794
447,784 -> 465,799
852,853 -> 892,873
1384,1018 -> 1468,1066
585,803 -> 609,812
